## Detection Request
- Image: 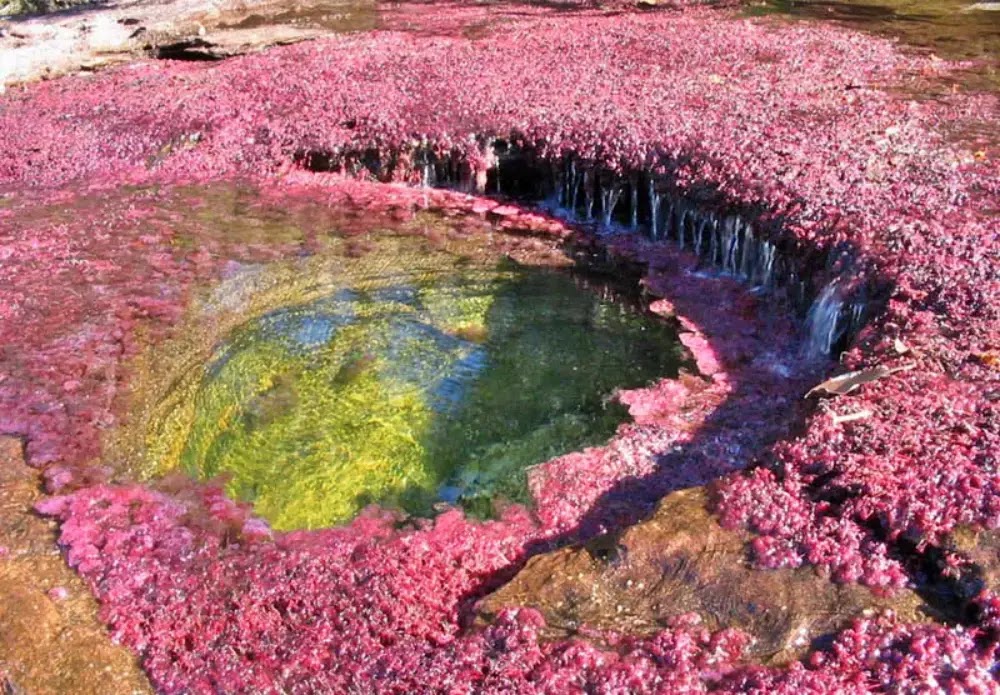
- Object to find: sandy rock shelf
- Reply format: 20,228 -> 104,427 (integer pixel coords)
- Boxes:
0,436 -> 151,695
1,0 -> 376,88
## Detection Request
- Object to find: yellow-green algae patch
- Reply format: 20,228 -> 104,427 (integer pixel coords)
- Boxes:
106,191 -> 681,530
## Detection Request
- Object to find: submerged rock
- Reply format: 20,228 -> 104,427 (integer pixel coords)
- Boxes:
477,487 -> 928,664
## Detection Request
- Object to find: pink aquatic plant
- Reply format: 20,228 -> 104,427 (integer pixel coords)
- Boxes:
2,0 -> 998,690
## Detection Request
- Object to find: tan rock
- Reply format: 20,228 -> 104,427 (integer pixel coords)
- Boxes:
477,487 -> 928,664
0,437 -> 152,695
1,0 -> 377,88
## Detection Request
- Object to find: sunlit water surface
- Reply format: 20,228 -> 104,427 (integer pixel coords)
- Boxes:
99,186 -> 684,530
184,260 -> 678,528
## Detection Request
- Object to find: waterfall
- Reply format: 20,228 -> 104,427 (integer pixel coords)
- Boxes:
648,179 -> 660,239
664,199 -> 672,237
704,216 -> 715,265
804,281 -> 848,357
291,144 -> 880,364
433,152 -> 875,360
722,217 -> 737,274
568,162 -> 580,218
630,183 -> 639,230
553,170 -> 565,208
583,169 -> 595,221
601,184 -> 624,228
619,172 -> 865,357
848,301 -> 866,335
739,223 -> 755,281
756,241 -> 776,287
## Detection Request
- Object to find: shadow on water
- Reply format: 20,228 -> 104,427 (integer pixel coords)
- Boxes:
376,261 -> 685,519
458,246 -> 825,611
415,263 -> 685,518
175,247 -> 683,530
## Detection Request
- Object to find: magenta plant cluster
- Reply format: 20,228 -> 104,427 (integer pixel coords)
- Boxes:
2,2 -> 998,691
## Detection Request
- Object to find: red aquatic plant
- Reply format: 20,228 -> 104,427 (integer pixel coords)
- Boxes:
3,0 -> 999,690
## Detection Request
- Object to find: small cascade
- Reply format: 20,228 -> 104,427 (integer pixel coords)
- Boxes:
694,217 -> 707,258
568,162 -> 580,217
600,182 -> 624,228
739,223 -> 754,281
733,217 -> 747,278
544,159 -> 873,358
685,208 -> 694,250
648,180 -> 661,239
722,217 -> 738,274
551,170 -> 565,209
848,301 -> 866,335
756,240 -> 776,287
583,169 -> 595,222
706,216 -> 714,266
804,281 -> 849,357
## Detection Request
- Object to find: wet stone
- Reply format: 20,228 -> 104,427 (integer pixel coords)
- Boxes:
476,486 -> 929,664
948,528 -> 1000,600
0,437 -> 151,695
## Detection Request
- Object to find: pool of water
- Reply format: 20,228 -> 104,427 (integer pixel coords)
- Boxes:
90,188 -> 684,530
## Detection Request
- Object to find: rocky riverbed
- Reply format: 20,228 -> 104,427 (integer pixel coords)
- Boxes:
1,0 -> 998,692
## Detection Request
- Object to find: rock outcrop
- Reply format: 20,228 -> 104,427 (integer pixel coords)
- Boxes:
478,487 -> 929,664
1,0 -> 376,88
0,436 -> 151,695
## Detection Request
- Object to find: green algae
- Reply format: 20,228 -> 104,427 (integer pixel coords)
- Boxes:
156,241 -> 680,530
87,183 -> 680,530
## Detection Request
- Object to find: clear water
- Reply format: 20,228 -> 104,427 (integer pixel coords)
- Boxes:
150,228 -> 681,530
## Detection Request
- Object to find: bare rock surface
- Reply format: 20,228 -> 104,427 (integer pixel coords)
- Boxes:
0,436 -> 151,695
947,527 -> 1000,602
477,487 -> 929,664
0,0 -> 376,87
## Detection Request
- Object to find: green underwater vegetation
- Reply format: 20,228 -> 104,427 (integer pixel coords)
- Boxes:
148,234 -> 680,530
